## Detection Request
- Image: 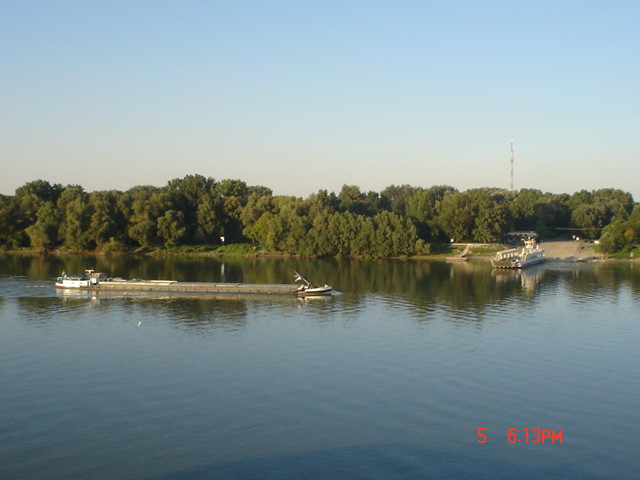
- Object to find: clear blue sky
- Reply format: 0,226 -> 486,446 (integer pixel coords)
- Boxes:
2,1 -> 639,200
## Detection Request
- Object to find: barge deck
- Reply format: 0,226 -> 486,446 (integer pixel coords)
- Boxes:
55,270 -> 333,296
86,280 -> 299,295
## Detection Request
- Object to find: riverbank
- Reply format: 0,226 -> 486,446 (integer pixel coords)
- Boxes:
0,239 -> 619,262
431,239 -> 607,262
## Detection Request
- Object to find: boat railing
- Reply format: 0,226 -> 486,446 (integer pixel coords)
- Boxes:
495,248 -> 520,260
522,248 -> 543,259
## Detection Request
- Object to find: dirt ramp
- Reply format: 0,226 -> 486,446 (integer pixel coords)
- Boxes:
541,240 -> 602,262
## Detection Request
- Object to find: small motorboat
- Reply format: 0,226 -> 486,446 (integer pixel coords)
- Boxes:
294,272 -> 332,296
297,283 -> 333,296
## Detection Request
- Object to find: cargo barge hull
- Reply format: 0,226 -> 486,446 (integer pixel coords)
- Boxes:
60,280 -> 299,295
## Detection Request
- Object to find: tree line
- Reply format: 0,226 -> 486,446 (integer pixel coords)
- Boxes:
0,175 -> 638,256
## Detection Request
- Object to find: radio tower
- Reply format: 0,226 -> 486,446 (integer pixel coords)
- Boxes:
509,140 -> 514,191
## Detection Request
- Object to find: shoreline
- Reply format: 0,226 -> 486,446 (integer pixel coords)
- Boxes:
2,240 -> 635,262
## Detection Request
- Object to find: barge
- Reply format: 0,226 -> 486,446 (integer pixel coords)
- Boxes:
55,270 -> 332,296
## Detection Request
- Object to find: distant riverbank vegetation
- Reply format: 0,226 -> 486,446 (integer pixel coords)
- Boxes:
1,175 -> 638,258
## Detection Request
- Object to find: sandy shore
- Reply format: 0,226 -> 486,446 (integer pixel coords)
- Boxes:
539,239 -> 603,262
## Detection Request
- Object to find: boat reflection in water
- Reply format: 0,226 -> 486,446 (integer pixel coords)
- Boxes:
492,264 -> 546,292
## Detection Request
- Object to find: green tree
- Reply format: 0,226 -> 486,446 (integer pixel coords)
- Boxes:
405,185 -> 456,241
157,210 -> 187,247
166,174 -> 217,243
390,214 -> 419,255
63,197 -> 94,249
509,189 -> 544,231
241,192 -> 274,244
567,189 -> 594,212
57,186 -> 93,250
436,192 -> 475,242
195,192 -> 225,244
338,185 -> 376,216
463,188 -> 510,242
328,212 -> 358,256
598,217 -> 640,254
572,204 -> 608,240
0,195 -> 27,248
215,179 -> 252,241
593,188 -> 634,221
473,202 -> 507,243
13,180 -> 64,235
25,202 -> 60,248
250,212 -> 278,250
120,186 -> 168,248
352,216 -> 376,257
372,211 -> 395,257
305,190 -> 340,218
304,210 -> 334,256
569,188 -> 634,239
87,190 -> 126,248
381,184 -> 421,215
535,196 -> 571,237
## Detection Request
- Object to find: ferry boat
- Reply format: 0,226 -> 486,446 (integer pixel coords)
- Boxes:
491,237 -> 546,269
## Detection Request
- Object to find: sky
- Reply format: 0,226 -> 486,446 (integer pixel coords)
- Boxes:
2,1 -> 639,200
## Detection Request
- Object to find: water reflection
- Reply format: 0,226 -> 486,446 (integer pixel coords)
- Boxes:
16,296 -> 92,327
3,256 -> 640,480
3,254 -> 640,326
21,292 -> 336,333
7,281 -> 251,331
492,264 -> 545,292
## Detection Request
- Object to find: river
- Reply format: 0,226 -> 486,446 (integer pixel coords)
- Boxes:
1,254 -> 639,479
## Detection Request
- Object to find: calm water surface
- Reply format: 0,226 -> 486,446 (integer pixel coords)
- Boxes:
1,254 -> 639,479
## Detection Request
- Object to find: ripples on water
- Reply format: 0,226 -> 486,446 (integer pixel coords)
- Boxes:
1,260 -> 640,479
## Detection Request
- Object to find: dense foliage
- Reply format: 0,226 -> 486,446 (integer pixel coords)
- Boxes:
0,175 -> 637,257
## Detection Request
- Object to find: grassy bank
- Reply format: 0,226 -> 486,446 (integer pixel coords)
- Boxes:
3,241 -> 635,262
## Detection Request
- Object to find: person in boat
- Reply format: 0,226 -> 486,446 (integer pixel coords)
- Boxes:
294,272 -> 313,291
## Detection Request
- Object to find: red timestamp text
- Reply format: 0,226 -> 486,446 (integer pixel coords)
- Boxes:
477,428 -> 563,444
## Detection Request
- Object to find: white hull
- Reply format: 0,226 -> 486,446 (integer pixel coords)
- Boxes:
55,279 -> 92,288
296,285 -> 333,296
55,270 -> 104,289
492,254 -> 546,269
516,254 -> 546,268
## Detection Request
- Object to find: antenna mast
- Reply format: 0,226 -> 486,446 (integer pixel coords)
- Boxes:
509,140 -> 514,191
